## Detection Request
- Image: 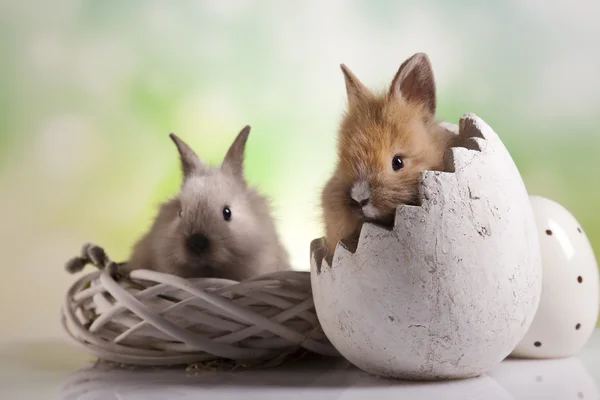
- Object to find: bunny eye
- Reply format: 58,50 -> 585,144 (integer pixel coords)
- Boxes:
178,209 -> 183,218
392,155 -> 404,171
222,206 -> 232,221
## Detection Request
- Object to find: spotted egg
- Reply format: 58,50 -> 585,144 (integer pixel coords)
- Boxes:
510,195 -> 599,359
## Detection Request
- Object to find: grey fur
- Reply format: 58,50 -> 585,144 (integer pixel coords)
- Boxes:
169,133 -> 207,179
124,126 -> 291,280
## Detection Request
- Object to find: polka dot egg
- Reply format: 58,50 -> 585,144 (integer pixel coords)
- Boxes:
511,195 -> 599,359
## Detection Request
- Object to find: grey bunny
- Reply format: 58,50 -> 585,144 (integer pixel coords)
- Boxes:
122,125 -> 291,280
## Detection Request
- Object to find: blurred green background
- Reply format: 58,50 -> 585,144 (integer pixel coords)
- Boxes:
1,0 -> 599,339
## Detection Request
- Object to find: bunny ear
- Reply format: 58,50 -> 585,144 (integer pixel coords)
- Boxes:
169,133 -> 206,179
389,52 -> 436,119
341,64 -> 372,105
221,125 -> 251,179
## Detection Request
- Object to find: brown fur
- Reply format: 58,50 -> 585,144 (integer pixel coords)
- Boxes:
321,53 -> 456,258
125,126 -> 291,280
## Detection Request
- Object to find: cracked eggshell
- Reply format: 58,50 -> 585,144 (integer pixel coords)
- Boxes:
510,195 -> 599,359
310,113 -> 542,380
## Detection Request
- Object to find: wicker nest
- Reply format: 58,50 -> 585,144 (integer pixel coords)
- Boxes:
60,243 -> 339,366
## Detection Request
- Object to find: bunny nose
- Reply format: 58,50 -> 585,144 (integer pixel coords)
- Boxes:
186,233 -> 210,255
351,180 -> 371,207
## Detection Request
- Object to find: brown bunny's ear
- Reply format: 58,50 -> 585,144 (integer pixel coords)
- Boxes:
221,125 -> 251,179
341,64 -> 372,105
169,133 -> 207,180
389,52 -> 436,119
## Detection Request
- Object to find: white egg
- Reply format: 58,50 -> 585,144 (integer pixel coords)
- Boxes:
510,196 -> 599,359
311,113 -> 542,380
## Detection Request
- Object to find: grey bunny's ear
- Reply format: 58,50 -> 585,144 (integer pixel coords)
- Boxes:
221,125 -> 251,179
389,52 -> 436,119
169,133 -> 207,179
340,64 -> 372,105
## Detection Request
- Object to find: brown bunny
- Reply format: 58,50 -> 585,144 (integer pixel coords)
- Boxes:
321,53 -> 457,258
122,126 -> 291,280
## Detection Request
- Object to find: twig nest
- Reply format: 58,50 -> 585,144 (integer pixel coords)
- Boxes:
510,195 -> 599,359
310,113 -> 542,380
61,269 -> 339,366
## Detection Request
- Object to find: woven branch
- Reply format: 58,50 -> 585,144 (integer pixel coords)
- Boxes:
61,243 -> 340,366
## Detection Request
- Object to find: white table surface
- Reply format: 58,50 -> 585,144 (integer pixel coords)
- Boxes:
1,331 -> 599,400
